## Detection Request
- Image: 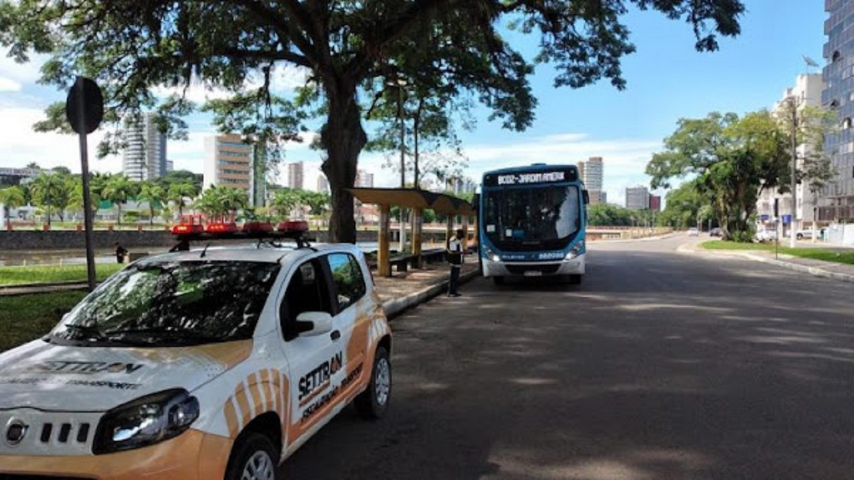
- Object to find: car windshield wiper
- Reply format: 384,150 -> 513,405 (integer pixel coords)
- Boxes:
103,327 -> 226,345
59,323 -> 107,341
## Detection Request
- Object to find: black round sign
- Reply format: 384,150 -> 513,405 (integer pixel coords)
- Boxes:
65,76 -> 104,135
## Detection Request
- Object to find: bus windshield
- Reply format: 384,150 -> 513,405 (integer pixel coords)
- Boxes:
483,185 -> 581,250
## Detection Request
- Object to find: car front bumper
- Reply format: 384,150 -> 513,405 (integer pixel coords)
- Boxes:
0,429 -> 232,480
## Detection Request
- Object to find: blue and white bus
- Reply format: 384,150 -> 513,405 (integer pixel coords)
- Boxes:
478,163 -> 588,285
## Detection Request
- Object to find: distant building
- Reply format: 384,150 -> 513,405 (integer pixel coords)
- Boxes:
286,162 -> 304,190
122,112 -> 167,182
626,186 -> 650,210
449,177 -> 477,195
355,169 -> 374,188
758,73 -> 824,228
587,191 -> 606,206
166,160 -> 174,173
203,134 -> 253,198
0,167 -> 41,188
577,161 -> 586,185
317,175 -> 330,193
649,194 -> 662,212
820,1 -> 854,223
583,157 -> 603,191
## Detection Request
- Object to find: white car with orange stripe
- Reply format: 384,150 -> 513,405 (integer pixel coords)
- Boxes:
0,242 -> 392,480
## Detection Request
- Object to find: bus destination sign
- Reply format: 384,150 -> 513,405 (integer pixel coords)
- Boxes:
484,167 -> 577,186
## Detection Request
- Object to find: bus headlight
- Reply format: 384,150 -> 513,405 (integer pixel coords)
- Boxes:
565,241 -> 584,260
482,245 -> 500,262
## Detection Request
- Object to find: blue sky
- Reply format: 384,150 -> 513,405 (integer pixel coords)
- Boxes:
0,0 -> 828,205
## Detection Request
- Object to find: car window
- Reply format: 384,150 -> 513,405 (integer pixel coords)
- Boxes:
325,253 -> 367,312
280,259 -> 333,341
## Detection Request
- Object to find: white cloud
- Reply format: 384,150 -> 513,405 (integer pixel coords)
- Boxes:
0,107 -> 121,173
0,54 -> 46,86
152,64 -> 311,104
0,77 -> 22,92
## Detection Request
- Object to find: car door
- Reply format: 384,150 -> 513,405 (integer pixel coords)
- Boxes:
323,252 -> 370,401
278,256 -> 345,442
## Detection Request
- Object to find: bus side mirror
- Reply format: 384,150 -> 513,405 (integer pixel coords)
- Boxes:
583,191 -> 590,205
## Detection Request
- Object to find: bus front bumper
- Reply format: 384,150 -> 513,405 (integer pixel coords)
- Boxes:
482,254 -> 586,277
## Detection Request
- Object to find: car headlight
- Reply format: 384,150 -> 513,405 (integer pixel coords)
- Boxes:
93,389 -> 200,454
482,245 -> 501,262
565,241 -> 585,260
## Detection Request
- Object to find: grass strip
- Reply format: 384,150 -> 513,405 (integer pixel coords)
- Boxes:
700,241 -> 854,265
0,264 -> 124,286
0,291 -> 86,353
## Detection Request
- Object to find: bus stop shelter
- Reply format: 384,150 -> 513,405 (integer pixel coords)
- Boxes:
348,188 -> 476,277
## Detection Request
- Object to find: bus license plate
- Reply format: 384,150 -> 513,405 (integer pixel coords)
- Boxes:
524,270 -> 542,277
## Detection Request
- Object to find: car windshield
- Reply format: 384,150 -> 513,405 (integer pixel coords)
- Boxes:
483,185 -> 581,250
51,261 -> 280,347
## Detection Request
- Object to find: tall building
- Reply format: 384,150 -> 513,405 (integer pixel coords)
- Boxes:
286,162 -> 304,190
203,134 -> 253,198
758,74 -> 824,228
317,175 -> 330,193
583,156 -> 603,191
449,176 -> 476,195
626,186 -> 650,210
821,1 -> 854,222
355,169 -> 374,188
122,112 -> 167,182
577,161 -> 586,185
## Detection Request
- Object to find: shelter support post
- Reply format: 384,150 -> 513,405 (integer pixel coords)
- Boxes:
461,215 -> 469,251
413,208 -> 423,269
379,204 -> 391,277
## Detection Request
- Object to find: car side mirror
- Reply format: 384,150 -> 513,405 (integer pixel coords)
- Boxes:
295,312 -> 333,337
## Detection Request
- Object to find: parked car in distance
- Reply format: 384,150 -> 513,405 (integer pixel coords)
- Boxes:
687,227 -> 699,236
796,228 -> 815,240
755,229 -> 778,242
709,228 -> 723,237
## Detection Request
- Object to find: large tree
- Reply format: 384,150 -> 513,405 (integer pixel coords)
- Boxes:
29,172 -> 70,226
0,186 -> 25,228
647,111 -> 790,240
1,0 -> 745,242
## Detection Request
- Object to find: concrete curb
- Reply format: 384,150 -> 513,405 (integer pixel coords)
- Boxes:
382,269 -> 479,320
678,242 -> 854,284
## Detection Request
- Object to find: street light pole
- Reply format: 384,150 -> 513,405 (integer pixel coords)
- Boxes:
789,96 -> 798,248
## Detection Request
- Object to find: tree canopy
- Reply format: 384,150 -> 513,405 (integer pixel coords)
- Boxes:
1,0 -> 745,242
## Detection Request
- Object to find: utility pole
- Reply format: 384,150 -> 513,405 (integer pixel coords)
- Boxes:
789,96 -> 799,248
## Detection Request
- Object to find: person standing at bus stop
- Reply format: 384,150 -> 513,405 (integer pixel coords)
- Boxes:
447,229 -> 464,297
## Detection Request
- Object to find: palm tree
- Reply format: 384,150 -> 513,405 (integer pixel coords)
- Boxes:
167,182 -> 196,221
195,187 -> 227,219
0,186 -> 26,228
219,187 -> 249,220
137,183 -> 166,225
29,172 -> 66,226
102,175 -> 138,226
271,188 -> 301,220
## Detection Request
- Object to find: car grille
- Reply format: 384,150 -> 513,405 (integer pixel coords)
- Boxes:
0,411 -> 100,456
505,264 -> 561,275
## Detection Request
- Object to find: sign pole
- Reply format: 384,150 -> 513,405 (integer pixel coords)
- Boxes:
66,76 -> 104,292
75,77 -> 97,291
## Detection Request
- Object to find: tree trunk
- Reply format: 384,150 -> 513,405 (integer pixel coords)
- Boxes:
321,80 -> 365,244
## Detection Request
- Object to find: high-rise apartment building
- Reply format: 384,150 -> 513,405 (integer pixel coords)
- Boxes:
355,169 -> 374,188
626,186 -> 650,210
583,156 -> 603,191
286,162 -> 304,190
758,74 -> 824,228
577,161 -> 585,185
317,175 -> 330,193
122,112 -> 167,182
203,134 -> 253,199
821,0 -> 854,221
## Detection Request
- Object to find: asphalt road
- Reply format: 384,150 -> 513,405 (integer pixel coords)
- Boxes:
283,235 -> 854,480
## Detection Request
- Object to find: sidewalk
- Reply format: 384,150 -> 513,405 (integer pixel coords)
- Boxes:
678,242 -> 854,284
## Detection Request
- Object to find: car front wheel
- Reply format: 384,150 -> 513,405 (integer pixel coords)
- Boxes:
355,346 -> 391,419
224,432 -> 280,480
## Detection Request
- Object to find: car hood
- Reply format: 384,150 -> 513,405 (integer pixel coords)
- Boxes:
0,339 -> 252,412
